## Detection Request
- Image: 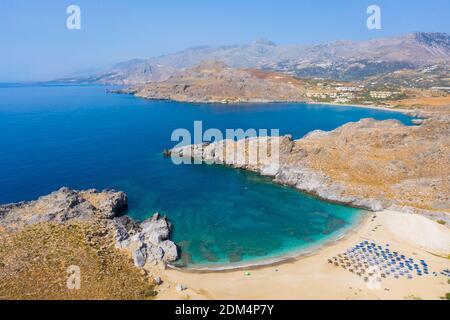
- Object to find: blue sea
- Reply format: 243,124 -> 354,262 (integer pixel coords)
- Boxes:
0,84 -> 413,267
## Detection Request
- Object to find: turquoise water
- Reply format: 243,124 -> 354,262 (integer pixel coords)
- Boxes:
0,84 -> 413,267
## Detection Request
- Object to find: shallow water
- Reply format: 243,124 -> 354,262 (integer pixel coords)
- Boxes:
0,84 -> 413,267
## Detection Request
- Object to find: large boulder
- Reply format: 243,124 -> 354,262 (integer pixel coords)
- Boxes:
112,213 -> 179,268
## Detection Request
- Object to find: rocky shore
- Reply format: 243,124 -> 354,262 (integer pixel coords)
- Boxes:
0,188 -> 178,268
168,115 -> 450,222
112,61 -> 314,103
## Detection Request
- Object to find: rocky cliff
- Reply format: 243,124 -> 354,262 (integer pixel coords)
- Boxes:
168,115 -> 450,221
0,188 -> 178,268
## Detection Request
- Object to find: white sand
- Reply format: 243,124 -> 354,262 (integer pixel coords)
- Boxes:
383,210 -> 450,255
152,210 -> 450,300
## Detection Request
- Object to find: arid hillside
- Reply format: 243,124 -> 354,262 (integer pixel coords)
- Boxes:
286,116 -> 450,214
120,61 -> 312,103
0,221 -> 156,300
0,188 -> 177,299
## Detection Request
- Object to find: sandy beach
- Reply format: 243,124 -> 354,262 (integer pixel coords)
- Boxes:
310,101 -> 416,115
154,210 -> 450,300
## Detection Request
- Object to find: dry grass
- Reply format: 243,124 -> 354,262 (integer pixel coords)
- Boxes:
290,117 -> 450,212
390,96 -> 450,108
0,221 -> 156,300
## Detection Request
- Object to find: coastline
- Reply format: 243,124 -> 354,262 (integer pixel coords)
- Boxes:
158,117 -> 450,299
308,101 -> 416,115
109,85 -> 418,116
124,91 -> 418,116
167,210 -> 369,273
156,209 -> 450,300
2,85 -> 447,299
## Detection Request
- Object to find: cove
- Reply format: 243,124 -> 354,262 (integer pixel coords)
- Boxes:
0,84 -> 413,267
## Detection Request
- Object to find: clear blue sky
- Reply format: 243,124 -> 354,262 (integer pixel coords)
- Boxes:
0,0 -> 449,81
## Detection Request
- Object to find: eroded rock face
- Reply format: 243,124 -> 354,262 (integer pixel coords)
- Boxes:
113,213 -> 179,268
0,188 -> 127,231
0,188 -> 178,268
169,135 -> 294,174
169,116 -> 450,219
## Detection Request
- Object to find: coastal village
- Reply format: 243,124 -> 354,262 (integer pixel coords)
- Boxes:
117,59 -> 449,110
303,80 -> 448,106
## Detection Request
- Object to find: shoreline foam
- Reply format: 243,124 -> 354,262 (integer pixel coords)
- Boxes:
168,211 -> 369,273
155,210 -> 450,300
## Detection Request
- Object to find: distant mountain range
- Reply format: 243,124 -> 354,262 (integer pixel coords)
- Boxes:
59,32 -> 450,85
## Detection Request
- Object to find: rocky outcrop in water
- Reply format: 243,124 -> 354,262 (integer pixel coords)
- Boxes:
0,188 -> 178,268
168,115 -> 450,221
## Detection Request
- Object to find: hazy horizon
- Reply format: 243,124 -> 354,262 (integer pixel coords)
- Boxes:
1,0 -> 449,82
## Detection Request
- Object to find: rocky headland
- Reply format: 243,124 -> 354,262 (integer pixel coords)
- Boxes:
110,59 -> 449,109
0,188 -> 178,299
168,113 -> 450,222
1,117 -> 448,299
0,187 -> 178,267
113,61 -> 314,103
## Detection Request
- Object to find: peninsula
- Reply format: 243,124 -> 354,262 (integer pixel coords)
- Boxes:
113,61 -> 312,103
168,111 -> 450,220
112,59 -> 449,109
